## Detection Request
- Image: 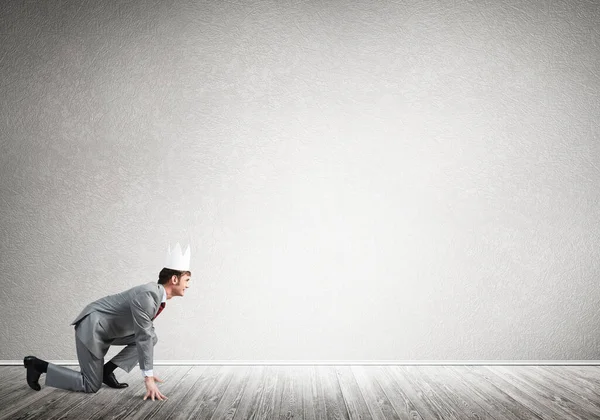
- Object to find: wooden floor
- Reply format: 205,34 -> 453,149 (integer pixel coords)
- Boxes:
1,365 -> 599,419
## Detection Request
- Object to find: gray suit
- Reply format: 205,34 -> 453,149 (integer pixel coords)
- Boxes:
45,282 -> 165,393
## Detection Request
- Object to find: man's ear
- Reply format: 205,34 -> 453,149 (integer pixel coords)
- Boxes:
171,275 -> 179,285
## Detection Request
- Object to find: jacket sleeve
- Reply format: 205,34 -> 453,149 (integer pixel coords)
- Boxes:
130,291 -> 158,371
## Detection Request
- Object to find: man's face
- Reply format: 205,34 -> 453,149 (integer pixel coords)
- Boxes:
172,274 -> 191,297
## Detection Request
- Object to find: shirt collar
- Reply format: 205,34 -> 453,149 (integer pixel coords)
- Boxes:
159,284 -> 167,303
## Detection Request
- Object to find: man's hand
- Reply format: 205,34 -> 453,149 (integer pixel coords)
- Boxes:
143,376 -> 168,401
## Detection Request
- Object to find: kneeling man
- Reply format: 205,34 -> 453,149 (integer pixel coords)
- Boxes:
24,243 -> 191,401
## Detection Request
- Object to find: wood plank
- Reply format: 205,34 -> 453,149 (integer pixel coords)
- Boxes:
0,366 -> 28,400
209,366 -> 251,420
308,365 -> 328,420
0,388 -> 60,420
0,366 -> 24,380
515,366 -> 600,415
434,366 -> 521,420
4,389 -> 74,420
231,366 -> 267,420
560,366 -> 600,392
272,367 -> 285,420
491,366 -> 596,420
399,366 -> 463,420
128,366 -> 207,420
316,365 -> 350,420
277,366 -> 304,420
469,366 -> 558,420
351,365 -> 397,420
369,366 -> 424,420
478,366 -> 582,420
179,365 -> 236,419
534,366 -> 600,407
251,365 -> 282,420
298,366 -> 317,420
413,365 -> 497,420
447,366 -> 543,420
563,365 -> 600,383
384,365 -> 448,420
164,365 -> 223,420
2,365 -> 600,420
0,367 -> 21,388
335,366 -> 372,420
0,374 -> 62,420
230,365 -> 280,420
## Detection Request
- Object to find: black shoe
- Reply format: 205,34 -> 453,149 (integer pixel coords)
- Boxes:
103,372 -> 129,389
23,356 -> 42,391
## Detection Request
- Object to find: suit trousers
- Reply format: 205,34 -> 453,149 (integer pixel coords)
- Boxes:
45,318 -> 142,393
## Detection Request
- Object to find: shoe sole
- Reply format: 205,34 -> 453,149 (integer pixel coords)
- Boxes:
24,357 -> 42,391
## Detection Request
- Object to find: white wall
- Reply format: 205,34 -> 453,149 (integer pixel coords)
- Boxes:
1,0 -> 599,361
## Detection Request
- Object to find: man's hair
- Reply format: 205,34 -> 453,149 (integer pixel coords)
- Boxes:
158,267 -> 192,285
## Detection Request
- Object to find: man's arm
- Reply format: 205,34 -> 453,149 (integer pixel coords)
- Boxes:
141,327 -> 156,377
130,291 -> 156,370
130,292 -> 167,400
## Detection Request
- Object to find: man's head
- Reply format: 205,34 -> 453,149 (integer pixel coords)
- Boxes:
158,267 -> 191,299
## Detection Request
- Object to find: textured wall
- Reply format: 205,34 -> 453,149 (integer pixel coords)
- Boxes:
1,0 -> 599,361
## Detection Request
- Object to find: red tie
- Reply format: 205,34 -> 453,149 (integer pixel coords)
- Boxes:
153,302 -> 165,320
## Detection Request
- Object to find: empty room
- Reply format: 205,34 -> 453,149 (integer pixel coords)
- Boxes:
1,0 -> 599,419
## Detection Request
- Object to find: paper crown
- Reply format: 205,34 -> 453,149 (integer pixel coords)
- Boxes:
165,243 -> 191,271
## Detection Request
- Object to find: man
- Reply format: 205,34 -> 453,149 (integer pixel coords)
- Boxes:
24,243 -> 191,401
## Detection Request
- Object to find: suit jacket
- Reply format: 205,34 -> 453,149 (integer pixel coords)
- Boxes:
71,282 -> 165,370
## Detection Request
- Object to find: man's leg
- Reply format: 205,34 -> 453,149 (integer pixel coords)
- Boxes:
103,330 -> 158,388
109,330 -> 158,374
44,335 -> 104,393
100,335 -> 137,388
109,335 -> 139,373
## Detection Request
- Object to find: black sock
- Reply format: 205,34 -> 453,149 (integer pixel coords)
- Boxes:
34,358 -> 48,373
103,361 -> 118,376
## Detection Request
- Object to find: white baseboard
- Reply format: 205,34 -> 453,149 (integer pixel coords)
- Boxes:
3,360 -> 600,366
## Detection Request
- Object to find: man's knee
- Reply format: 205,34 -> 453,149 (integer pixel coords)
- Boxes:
152,334 -> 158,346
82,373 -> 103,393
85,385 -> 100,393
84,381 -> 102,393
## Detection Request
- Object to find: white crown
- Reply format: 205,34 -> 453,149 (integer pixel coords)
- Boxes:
165,243 -> 191,271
